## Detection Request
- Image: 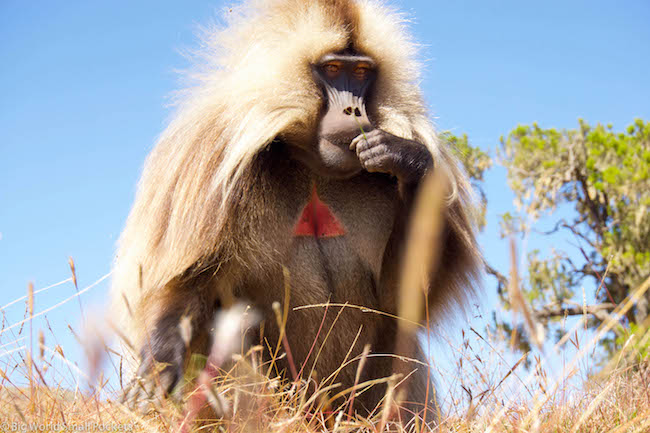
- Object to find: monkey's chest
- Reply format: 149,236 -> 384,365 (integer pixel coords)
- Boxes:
293,185 -> 346,238
285,176 -> 397,290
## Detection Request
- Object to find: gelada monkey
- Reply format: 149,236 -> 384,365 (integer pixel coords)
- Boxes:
111,0 -> 481,421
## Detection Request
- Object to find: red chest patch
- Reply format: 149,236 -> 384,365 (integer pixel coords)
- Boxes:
293,186 -> 346,238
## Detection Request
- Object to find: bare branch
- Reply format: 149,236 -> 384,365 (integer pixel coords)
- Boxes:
485,262 -> 508,295
535,219 -> 568,236
535,302 -> 616,320
535,218 -> 598,250
560,221 -> 598,249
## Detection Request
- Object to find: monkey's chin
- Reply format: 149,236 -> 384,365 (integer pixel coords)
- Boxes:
288,139 -> 362,179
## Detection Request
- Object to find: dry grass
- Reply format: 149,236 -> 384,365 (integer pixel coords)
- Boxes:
2,283 -> 649,433
2,281 -> 650,433
1,345 -> 649,433
1,177 -> 649,432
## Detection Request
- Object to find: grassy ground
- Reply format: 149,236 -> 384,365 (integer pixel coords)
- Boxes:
1,331 -> 649,432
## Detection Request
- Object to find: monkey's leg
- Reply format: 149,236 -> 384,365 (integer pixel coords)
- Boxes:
363,320 -> 438,424
122,278 -> 216,412
400,344 -> 440,427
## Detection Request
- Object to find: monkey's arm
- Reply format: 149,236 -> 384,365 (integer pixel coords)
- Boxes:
349,129 -> 433,187
123,310 -> 187,411
122,273 -> 220,412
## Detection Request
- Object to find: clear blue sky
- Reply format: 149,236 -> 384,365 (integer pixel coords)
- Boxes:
1,0 -> 649,393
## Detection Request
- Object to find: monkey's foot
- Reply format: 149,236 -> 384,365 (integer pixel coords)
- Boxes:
120,363 -> 182,414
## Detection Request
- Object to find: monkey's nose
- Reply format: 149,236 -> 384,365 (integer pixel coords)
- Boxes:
343,107 -> 364,117
342,106 -> 372,132
320,102 -> 373,147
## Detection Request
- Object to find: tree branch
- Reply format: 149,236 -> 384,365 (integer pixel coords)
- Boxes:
485,262 -> 508,296
570,263 -> 605,281
534,217 -> 598,249
575,169 -> 607,240
535,302 -> 616,320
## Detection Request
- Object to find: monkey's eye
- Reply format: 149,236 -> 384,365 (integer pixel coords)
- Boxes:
353,63 -> 371,80
323,62 -> 342,79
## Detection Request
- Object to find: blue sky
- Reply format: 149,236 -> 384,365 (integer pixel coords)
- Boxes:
1,0 -> 649,394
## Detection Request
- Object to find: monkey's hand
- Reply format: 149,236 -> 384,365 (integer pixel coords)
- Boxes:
349,129 -> 433,184
121,335 -> 185,413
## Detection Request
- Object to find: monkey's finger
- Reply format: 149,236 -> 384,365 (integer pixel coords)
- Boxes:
125,375 -> 153,411
358,144 -> 388,161
355,130 -> 385,153
350,130 -> 377,151
124,380 -> 143,410
361,155 -> 391,174
353,137 -> 375,157
137,377 -> 162,414
358,148 -> 378,166
349,134 -> 365,151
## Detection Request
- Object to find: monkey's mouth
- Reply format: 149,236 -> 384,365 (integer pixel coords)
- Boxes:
286,134 -> 361,179
306,135 -> 363,179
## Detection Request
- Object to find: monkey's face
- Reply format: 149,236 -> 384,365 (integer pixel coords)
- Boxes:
289,52 -> 376,179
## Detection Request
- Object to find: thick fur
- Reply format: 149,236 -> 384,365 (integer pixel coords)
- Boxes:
111,0 -> 481,418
